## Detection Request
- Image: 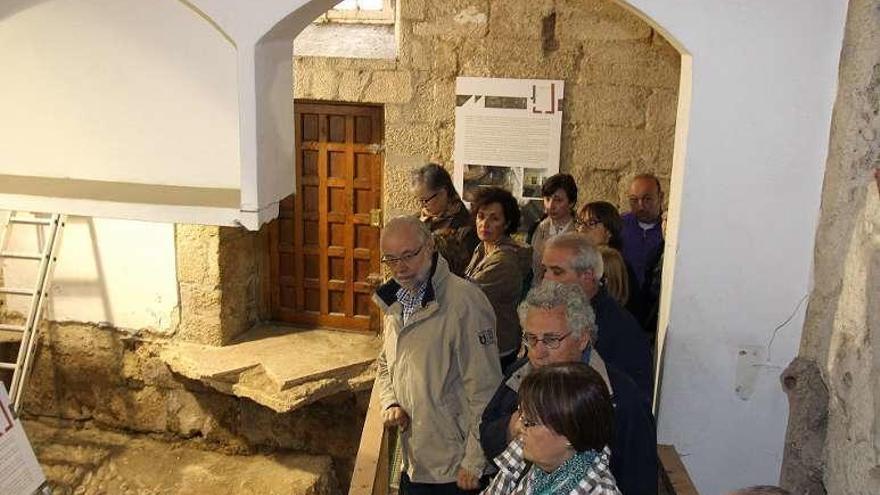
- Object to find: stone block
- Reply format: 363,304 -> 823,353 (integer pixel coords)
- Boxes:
363,70 -> 414,104
487,0 -> 554,40
582,38 -> 664,66
97,386 -> 168,433
400,0 -> 427,20
656,127 -> 677,174
413,3 -> 489,39
579,59 -> 680,89
645,88 -> 680,131
385,122 -> 436,155
568,84 -> 650,128
573,128 -> 659,171
337,69 -> 371,102
293,63 -> 311,98
436,122 -> 455,163
556,0 -> 653,41
175,225 -> 220,285
575,169 -> 620,204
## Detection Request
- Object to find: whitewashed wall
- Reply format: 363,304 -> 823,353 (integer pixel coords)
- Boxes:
3,215 -> 178,333
0,0 -> 240,189
619,1 -> 848,493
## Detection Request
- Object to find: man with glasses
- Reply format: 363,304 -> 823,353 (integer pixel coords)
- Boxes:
621,174 -> 665,290
479,281 -> 658,495
374,216 -> 502,494
542,233 -> 653,399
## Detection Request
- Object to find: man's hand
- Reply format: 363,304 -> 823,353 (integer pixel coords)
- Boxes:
456,467 -> 480,491
382,405 -> 410,430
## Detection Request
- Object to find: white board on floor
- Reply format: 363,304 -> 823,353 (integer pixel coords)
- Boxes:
0,383 -> 46,495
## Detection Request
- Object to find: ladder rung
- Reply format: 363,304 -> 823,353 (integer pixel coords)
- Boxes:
0,251 -> 44,260
0,324 -> 25,333
9,218 -> 53,226
0,363 -> 17,370
0,288 -> 34,296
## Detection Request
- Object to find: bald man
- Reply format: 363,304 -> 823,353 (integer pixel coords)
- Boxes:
374,216 -> 502,495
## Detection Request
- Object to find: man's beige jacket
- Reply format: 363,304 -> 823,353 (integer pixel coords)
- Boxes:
374,254 -> 503,484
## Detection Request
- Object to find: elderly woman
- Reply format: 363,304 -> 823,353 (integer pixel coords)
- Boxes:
481,362 -> 620,495
465,187 -> 530,370
412,163 -> 479,277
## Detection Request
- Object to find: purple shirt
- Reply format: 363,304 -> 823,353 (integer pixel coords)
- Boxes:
620,212 -> 663,289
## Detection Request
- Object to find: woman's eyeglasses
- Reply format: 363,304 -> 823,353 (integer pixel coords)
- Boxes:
419,191 -> 440,206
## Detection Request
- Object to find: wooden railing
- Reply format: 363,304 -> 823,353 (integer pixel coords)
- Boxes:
658,444 -> 699,495
349,386 -> 699,495
349,385 -> 392,495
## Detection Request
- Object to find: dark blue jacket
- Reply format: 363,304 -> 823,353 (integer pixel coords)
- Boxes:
592,287 -> 654,400
620,212 -> 663,289
479,356 -> 658,495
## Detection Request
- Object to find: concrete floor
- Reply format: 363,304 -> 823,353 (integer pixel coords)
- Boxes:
26,419 -> 337,495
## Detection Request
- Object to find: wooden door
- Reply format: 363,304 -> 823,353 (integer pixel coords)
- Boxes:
271,102 -> 383,332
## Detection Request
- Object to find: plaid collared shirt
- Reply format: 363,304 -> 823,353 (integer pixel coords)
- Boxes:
481,439 -> 620,495
396,279 -> 428,325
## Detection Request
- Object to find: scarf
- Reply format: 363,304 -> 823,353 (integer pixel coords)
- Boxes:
529,449 -> 599,495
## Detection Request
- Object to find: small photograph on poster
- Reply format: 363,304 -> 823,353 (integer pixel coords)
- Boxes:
462,165 -> 523,202
522,168 -> 547,199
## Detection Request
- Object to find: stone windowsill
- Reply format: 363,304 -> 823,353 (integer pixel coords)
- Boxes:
293,23 -> 397,60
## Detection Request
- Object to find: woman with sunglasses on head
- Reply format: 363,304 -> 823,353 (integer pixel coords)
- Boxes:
465,187 -> 531,371
481,362 -> 620,495
412,163 -> 479,277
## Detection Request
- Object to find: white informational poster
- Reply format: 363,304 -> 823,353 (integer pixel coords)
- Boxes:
0,384 -> 46,495
453,77 -> 564,205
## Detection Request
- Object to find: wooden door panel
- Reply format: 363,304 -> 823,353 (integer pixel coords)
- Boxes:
271,102 -> 383,332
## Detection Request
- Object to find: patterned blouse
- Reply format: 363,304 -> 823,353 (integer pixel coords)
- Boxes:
481,439 -> 621,495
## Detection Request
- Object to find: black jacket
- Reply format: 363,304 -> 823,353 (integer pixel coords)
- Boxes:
479,356 -> 658,495
592,287 -> 654,400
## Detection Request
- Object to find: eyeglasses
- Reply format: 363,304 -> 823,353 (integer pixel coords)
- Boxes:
517,410 -> 540,429
380,244 -> 425,267
419,191 -> 440,206
578,218 -> 601,229
522,331 -> 572,350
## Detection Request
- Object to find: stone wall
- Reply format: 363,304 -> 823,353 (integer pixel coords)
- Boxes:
19,322 -> 369,489
294,0 -> 680,217
783,0 -> 880,493
175,225 -> 266,346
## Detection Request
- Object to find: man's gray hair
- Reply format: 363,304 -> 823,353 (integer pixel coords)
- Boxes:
381,215 -> 431,246
545,232 -> 604,280
518,281 -> 597,342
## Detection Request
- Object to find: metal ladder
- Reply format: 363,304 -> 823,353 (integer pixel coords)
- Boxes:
0,212 -> 65,413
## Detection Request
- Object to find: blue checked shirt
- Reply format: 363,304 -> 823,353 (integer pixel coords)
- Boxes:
396,279 -> 428,325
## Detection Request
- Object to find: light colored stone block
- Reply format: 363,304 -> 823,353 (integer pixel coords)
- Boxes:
363,70 -> 414,103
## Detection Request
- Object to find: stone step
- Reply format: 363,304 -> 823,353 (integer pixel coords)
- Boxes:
160,324 -> 381,413
24,420 -> 337,495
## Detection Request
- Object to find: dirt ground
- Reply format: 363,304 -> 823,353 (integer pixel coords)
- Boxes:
23,419 -> 338,495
